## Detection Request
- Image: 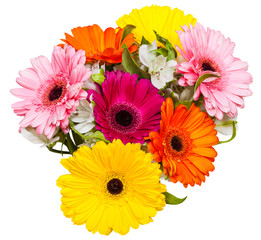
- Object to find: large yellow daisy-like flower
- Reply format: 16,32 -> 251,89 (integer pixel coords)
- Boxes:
116,5 -> 197,53
57,140 -> 166,235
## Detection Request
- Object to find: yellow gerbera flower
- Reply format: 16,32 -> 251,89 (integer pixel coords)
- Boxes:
116,5 -> 197,53
57,139 -> 166,235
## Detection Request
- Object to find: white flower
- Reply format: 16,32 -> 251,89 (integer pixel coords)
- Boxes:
84,62 -> 105,90
215,115 -> 238,135
21,127 -> 59,147
70,99 -> 95,134
139,40 -> 176,89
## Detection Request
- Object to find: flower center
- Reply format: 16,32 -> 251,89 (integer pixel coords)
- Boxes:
171,136 -> 183,152
107,178 -> 123,195
107,103 -> 141,134
201,62 -> 216,72
199,57 -> 219,73
163,127 -> 192,161
40,71 -> 68,107
49,85 -> 63,101
115,110 -> 133,127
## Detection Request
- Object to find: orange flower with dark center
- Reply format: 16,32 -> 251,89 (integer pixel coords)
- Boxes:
60,24 -> 138,64
146,98 -> 219,187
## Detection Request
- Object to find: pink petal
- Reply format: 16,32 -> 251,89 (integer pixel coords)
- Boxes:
19,110 -> 39,128
31,56 -> 53,81
17,68 -> 41,89
51,46 -> 67,73
11,88 -> 35,100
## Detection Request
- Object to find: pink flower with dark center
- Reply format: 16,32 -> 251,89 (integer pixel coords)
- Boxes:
175,23 -> 252,119
11,45 -> 91,138
92,70 -> 164,144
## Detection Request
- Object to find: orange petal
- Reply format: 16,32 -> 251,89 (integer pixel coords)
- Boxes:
187,155 -> 215,174
193,135 -> 219,147
191,147 -> 217,158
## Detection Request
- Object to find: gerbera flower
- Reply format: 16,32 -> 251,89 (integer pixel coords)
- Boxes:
91,70 -> 164,144
175,23 -> 253,119
57,139 -> 166,235
146,98 -> 219,187
116,5 -> 196,51
60,24 -> 138,64
11,45 -> 91,139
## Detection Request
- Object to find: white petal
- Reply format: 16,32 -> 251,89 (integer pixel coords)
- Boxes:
165,59 -> 177,68
159,67 -> 174,84
151,74 -> 166,89
74,122 -> 95,134
153,55 -> 167,71
21,128 -> 45,144
139,41 -> 157,68
139,44 -> 151,67
151,40 -> 157,49
215,116 -> 238,135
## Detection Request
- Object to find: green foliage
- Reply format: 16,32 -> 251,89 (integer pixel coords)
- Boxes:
163,192 -> 187,205
121,25 -> 136,43
122,44 -> 150,79
153,30 -> 177,60
194,73 -> 220,94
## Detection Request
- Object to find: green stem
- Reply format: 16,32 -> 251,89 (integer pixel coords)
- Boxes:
66,133 -> 77,154
47,146 -> 70,155
217,121 -> 237,145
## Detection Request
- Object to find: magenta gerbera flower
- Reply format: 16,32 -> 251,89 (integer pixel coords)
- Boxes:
92,70 -> 163,144
175,23 -> 252,119
11,45 -> 91,139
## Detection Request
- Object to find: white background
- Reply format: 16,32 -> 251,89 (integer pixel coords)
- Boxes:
1,0 -> 260,239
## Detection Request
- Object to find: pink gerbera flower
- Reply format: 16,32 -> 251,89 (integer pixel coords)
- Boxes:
11,45 -> 91,138
92,70 -> 163,144
175,23 -> 252,119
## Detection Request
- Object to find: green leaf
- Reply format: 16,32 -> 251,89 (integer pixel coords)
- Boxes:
122,44 -> 150,79
194,73 -> 220,94
153,30 -> 177,60
85,131 -> 110,143
99,67 -> 105,76
217,121 -> 237,144
121,25 -> 136,43
174,100 -> 193,110
163,192 -> 187,205
141,36 -> 151,45
91,73 -> 105,85
151,48 -> 168,57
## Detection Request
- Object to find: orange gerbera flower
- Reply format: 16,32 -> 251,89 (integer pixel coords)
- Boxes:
60,24 -> 138,64
147,98 -> 219,187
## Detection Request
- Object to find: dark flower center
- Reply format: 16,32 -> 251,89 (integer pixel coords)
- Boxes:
171,136 -> 183,152
201,62 -> 216,72
115,110 -> 133,127
107,178 -> 123,195
49,85 -> 63,101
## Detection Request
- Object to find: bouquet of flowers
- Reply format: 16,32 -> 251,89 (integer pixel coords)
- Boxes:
11,5 -> 252,236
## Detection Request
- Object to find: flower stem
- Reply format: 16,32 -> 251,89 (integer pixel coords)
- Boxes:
47,146 -> 70,155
